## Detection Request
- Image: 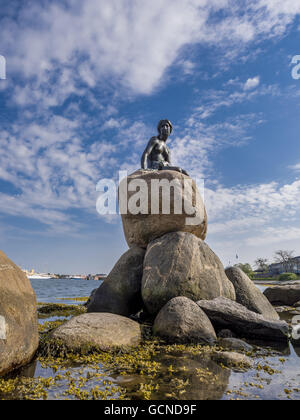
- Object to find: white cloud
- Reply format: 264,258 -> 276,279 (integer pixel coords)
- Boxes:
290,163 -> 300,172
178,59 -> 196,76
1,0 -> 300,106
204,180 -> 300,264
245,227 -> 300,247
0,111 -> 152,234
243,76 -> 260,91
1,0 -> 300,262
206,181 -> 300,223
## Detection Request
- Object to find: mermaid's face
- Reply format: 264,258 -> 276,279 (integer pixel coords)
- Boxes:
159,123 -> 171,139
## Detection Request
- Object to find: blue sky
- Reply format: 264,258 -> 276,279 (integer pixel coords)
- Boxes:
1,0 -> 300,274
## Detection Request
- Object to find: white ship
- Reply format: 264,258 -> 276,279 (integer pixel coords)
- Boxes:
23,269 -> 54,280
27,273 -> 53,280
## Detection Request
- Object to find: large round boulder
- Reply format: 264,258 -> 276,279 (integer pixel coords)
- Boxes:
153,297 -> 217,345
87,247 -> 145,317
225,267 -> 279,321
50,313 -> 141,352
0,251 -> 39,376
142,232 -> 236,315
119,170 -> 207,248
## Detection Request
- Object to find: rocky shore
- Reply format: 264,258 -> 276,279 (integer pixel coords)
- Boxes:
1,170 -> 300,399
0,286 -> 299,400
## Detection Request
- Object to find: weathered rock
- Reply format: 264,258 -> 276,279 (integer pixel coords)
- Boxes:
294,301 -> 300,308
87,247 -> 145,316
50,313 -> 141,352
153,297 -> 217,345
0,251 -> 39,376
264,285 -> 300,307
225,267 -> 279,321
218,338 -> 253,353
212,352 -> 252,370
142,232 -> 236,315
197,297 -> 289,342
120,170 -> 207,248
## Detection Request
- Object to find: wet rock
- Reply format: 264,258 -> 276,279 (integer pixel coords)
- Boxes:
218,338 -> 253,353
293,301 -> 300,308
87,247 -> 145,317
142,232 -> 236,315
84,288 -> 97,307
264,285 -> 300,307
130,308 -> 153,324
50,313 -> 141,352
218,329 -> 235,339
225,267 -> 279,321
0,251 -> 39,376
153,297 -> 217,345
197,297 -> 289,342
120,170 -> 207,248
212,351 -> 252,370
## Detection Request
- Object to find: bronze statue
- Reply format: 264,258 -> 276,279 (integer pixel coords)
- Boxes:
141,120 -> 189,176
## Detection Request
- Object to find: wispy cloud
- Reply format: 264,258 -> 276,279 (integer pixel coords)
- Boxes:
1,0 -> 300,106
190,83 -> 279,120
171,112 -> 263,182
1,0 -> 300,269
203,179 -> 300,264
0,109 -> 152,234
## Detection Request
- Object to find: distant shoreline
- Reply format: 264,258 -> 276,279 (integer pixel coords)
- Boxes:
28,276 -> 105,281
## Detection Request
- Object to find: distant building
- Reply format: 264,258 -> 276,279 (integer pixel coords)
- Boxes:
94,274 -> 107,281
269,256 -> 300,276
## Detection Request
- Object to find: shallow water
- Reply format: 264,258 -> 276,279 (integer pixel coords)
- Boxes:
31,278 -> 102,305
1,278 -> 300,400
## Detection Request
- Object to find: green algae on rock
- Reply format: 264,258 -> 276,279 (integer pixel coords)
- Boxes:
37,303 -> 86,319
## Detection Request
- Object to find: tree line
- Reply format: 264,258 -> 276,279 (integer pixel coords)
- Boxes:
235,250 -> 299,278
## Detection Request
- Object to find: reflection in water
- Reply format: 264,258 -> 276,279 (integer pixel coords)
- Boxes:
158,352 -> 230,400
291,340 -> 300,357
116,351 -> 230,401
7,360 -> 37,379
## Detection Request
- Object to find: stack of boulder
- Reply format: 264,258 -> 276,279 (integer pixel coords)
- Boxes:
85,170 -> 288,346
